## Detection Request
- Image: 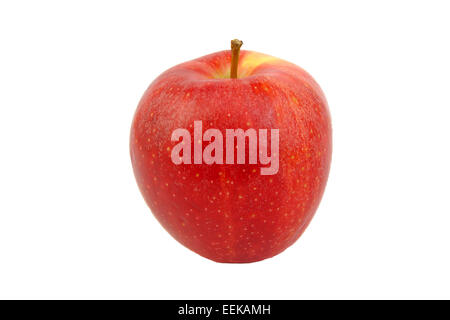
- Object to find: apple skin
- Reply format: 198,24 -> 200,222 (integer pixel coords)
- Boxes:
130,50 -> 332,263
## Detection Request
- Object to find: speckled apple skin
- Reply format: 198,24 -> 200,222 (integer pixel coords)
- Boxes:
130,50 -> 332,263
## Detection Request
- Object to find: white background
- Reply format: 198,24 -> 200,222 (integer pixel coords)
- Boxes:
1,1 -> 449,299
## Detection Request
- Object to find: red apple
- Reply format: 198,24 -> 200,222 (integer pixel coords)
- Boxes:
130,40 -> 332,263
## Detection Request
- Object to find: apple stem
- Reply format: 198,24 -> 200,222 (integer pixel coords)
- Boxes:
230,39 -> 243,79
